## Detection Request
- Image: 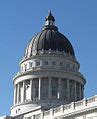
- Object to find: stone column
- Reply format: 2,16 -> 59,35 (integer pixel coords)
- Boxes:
23,81 -> 25,102
15,85 -> 18,104
79,84 -> 82,100
74,81 -> 76,101
38,78 -> 41,100
82,85 -> 84,99
13,85 -> 16,105
48,77 -> 52,99
67,79 -> 70,102
58,78 -> 61,99
32,115 -> 35,119
17,83 -> 20,104
30,79 -> 33,101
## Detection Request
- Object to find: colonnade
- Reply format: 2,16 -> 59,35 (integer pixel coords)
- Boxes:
14,78 -> 84,105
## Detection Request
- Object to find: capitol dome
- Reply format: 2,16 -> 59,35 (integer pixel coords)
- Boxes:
25,11 -> 75,58
11,11 -> 85,116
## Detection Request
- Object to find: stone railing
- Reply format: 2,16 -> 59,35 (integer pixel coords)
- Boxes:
42,95 -> 97,118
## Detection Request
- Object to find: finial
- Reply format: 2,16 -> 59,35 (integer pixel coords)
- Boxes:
48,10 -> 53,18
45,10 -> 55,26
46,10 -> 55,22
49,10 -> 51,13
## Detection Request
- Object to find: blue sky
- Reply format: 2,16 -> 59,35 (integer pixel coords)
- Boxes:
0,0 -> 97,116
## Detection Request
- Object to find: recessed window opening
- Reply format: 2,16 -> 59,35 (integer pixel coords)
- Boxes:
52,61 -> 56,65
44,61 -> 48,65
60,62 -> 63,66
36,61 -> 40,66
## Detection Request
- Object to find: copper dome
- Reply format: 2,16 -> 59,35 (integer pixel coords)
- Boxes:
24,11 -> 75,58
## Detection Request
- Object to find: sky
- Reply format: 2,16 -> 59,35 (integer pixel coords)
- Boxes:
0,0 -> 97,116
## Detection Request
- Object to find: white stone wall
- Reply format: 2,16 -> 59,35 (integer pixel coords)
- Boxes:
11,53 -> 85,116
20,54 -> 79,74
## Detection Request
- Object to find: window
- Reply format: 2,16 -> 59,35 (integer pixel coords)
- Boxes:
25,80 -> 31,101
24,64 -> 27,71
52,61 -> 56,65
76,82 -> 80,100
19,82 -> 23,103
33,79 -> 39,98
70,80 -> 75,102
51,78 -> 58,98
36,61 -> 40,66
60,62 -> 63,66
66,63 -> 70,71
41,78 -> 49,99
21,66 -> 23,72
61,78 -> 67,100
44,61 -> 48,65
29,62 -> 33,68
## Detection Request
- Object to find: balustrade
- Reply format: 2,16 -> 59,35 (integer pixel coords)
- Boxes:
42,95 -> 97,118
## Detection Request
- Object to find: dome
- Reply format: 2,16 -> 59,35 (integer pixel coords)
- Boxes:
25,11 -> 75,58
